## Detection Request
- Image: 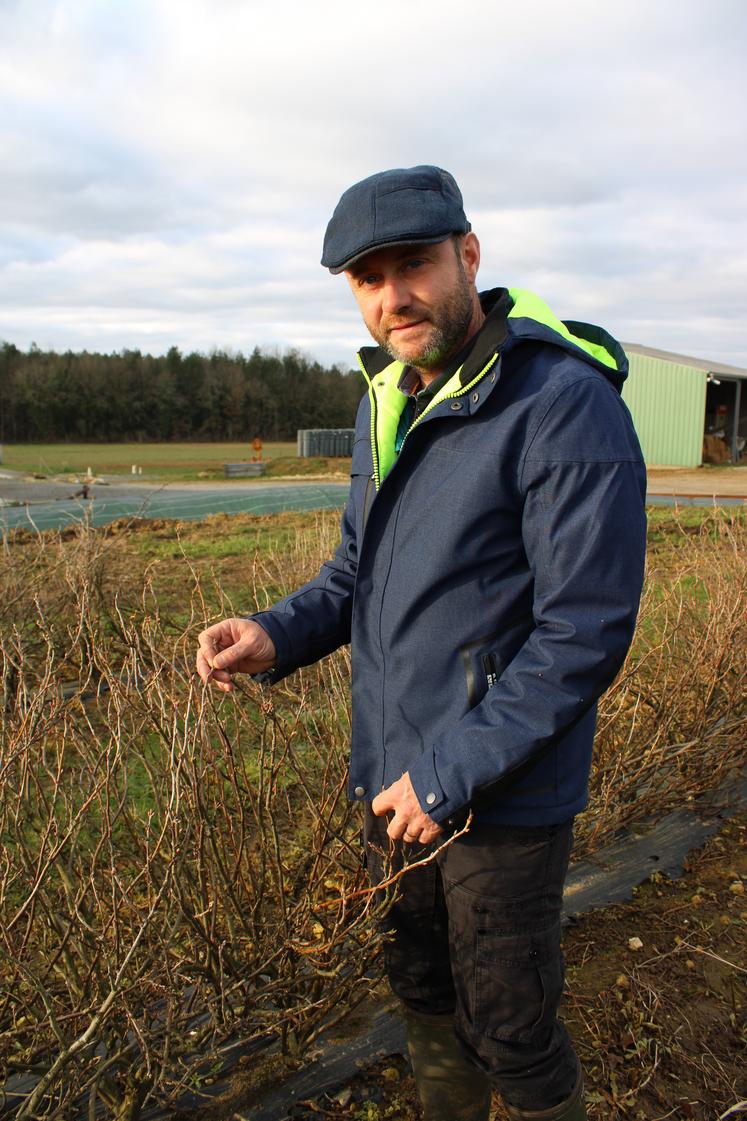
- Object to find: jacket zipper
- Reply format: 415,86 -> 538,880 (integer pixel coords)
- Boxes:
460,612 -> 533,707
359,350 -> 500,492
396,352 -> 500,462
482,653 -> 498,689
357,354 -> 381,490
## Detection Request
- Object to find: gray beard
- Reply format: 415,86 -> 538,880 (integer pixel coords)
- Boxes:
383,273 -> 474,372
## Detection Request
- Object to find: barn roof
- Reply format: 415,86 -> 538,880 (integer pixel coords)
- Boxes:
622,343 -> 747,380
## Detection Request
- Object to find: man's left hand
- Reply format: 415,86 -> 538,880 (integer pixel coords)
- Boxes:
371,772 -> 443,845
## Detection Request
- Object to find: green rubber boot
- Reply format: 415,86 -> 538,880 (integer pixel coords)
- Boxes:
504,1071 -> 587,1121
403,1008 -> 492,1121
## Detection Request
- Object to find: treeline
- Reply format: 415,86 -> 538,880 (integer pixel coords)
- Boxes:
0,341 -> 365,442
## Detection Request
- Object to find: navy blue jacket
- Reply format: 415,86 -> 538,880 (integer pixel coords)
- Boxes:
253,288 -> 647,826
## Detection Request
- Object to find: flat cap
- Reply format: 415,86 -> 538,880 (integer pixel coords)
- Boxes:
321,165 -> 470,274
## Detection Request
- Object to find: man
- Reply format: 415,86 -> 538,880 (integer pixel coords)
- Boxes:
196,166 -> 647,1120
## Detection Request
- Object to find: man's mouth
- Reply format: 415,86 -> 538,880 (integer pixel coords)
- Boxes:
388,319 -> 427,336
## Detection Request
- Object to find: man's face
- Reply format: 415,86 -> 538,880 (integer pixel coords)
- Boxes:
344,234 -> 481,376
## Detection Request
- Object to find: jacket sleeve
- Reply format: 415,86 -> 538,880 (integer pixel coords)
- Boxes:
248,398 -> 371,681
249,488 -> 360,682
408,373 -> 648,823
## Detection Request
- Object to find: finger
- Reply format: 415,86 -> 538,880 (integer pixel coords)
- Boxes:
211,676 -> 235,693
386,812 -> 409,842
196,633 -> 235,682
195,648 -> 213,683
197,631 -> 225,668
196,646 -> 226,681
197,638 -> 227,679
197,632 -> 229,663
198,622 -> 231,647
196,658 -> 235,692
370,791 -> 393,817
211,639 -> 255,672
210,667 -> 235,689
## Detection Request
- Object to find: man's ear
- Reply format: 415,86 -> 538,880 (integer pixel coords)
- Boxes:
460,232 -> 481,284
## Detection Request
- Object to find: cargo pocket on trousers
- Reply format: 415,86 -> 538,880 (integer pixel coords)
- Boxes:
473,923 -> 560,1044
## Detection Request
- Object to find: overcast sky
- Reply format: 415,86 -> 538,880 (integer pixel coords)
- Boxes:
1,0 -> 745,369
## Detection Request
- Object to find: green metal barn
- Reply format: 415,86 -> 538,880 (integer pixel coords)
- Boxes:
621,344 -> 747,467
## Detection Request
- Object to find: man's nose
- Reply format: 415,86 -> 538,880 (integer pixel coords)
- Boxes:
380,276 -> 411,315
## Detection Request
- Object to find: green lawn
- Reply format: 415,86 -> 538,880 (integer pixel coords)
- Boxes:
1,442 -> 298,480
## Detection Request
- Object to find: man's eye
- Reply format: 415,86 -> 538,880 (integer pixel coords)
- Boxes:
404,259 -> 424,271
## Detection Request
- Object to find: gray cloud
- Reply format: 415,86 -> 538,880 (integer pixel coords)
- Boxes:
0,0 -> 745,367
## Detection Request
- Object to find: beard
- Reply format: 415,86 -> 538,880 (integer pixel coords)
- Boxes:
376,263 -> 474,372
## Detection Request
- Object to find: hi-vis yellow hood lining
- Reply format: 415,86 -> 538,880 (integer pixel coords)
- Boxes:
357,351 -> 499,489
358,287 -> 621,488
507,289 -> 617,371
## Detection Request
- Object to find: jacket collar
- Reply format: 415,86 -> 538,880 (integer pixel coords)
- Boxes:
357,287 -> 511,382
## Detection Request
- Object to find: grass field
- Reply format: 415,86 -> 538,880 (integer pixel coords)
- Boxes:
0,441 -> 300,480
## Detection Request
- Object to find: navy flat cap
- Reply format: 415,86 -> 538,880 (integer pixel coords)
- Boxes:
321,165 -> 471,274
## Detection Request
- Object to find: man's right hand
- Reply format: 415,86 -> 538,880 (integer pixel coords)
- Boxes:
196,618 -> 276,693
